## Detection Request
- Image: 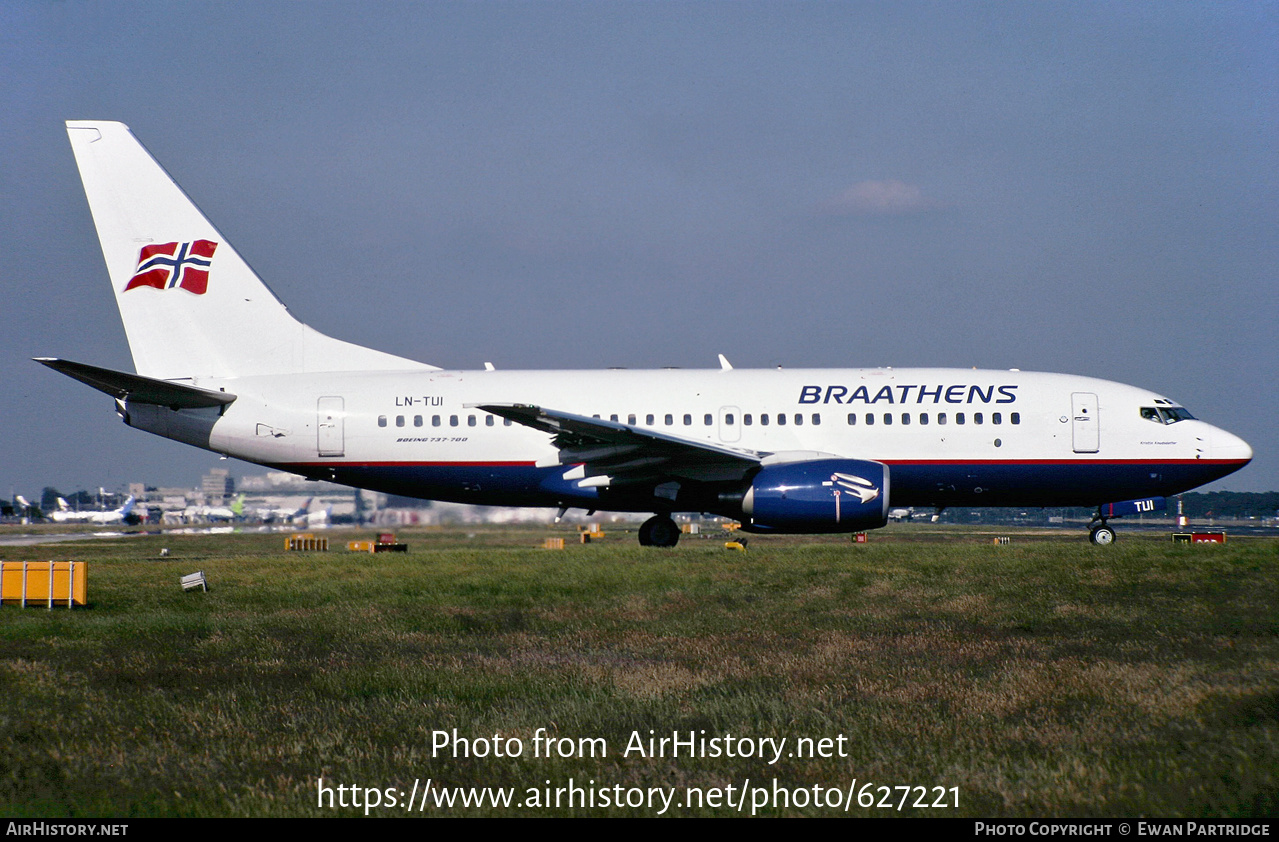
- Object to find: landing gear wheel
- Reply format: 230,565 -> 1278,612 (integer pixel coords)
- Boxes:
1089,525 -> 1117,546
639,515 -> 680,548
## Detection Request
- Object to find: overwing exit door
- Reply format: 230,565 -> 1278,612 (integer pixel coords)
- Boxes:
718,406 -> 741,442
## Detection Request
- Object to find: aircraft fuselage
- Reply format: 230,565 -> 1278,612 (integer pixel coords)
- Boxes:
123,366 -> 1251,520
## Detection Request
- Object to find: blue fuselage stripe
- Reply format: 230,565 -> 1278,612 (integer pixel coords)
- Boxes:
280,459 -> 1245,511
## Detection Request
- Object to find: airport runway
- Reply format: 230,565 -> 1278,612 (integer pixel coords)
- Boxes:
0,531 -> 143,547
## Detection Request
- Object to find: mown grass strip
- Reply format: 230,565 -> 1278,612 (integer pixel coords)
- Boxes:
1,528 -> 1275,816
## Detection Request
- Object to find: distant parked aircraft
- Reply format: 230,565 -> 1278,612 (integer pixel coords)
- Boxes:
50,495 -> 137,525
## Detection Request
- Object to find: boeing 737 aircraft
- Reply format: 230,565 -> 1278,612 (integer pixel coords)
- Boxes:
40,121 -> 1252,546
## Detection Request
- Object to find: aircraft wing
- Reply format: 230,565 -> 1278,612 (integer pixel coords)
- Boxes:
475,403 -> 766,484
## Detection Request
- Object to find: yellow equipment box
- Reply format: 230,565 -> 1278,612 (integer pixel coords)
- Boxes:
285,534 -> 328,551
1,561 -> 87,607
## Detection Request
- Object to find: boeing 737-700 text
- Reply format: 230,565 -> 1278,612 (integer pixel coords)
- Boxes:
39,121 -> 1252,546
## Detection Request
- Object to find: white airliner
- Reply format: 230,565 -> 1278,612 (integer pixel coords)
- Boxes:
252,497 -> 317,526
49,494 -> 137,525
40,121 -> 1252,546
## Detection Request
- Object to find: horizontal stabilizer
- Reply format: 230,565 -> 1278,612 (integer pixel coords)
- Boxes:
34,358 -> 236,409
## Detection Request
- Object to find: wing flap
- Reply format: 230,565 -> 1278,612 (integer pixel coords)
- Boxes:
475,402 -> 763,483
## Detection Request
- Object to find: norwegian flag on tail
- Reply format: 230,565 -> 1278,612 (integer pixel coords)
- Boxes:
124,240 -> 218,294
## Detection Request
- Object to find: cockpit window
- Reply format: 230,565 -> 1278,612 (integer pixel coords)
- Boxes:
1140,406 -> 1196,424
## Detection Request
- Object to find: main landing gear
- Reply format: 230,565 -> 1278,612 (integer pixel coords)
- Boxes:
638,515 -> 680,548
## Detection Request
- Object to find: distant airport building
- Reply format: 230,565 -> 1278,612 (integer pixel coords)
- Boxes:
201,469 -> 234,506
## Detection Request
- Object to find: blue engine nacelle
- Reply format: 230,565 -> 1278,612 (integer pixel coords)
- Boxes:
740,459 -> 890,533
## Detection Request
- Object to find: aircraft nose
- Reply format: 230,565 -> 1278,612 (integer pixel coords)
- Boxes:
1211,428 -> 1253,464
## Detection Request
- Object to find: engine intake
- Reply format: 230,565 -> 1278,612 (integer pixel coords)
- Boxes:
740,459 -> 890,533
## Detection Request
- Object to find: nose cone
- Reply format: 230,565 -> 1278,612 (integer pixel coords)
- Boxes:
1212,428 -> 1253,464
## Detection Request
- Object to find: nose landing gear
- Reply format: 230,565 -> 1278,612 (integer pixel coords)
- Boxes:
1088,509 -> 1117,545
1089,523 -> 1117,545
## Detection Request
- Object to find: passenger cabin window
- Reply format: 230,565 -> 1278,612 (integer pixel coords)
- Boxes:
646,414 -> 655,425
450,415 -> 459,427
974,412 -> 983,425
865,413 -> 874,426
725,414 -> 735,425
847,413 -> 856,425
628,414 -> 637,425
956,412 -> 965,425
414,415 -> 423,427
777,413 -> 786,426
882,413 -> 892,425
744,414 -> 753,426
378,415 -> 387,427
1011,412 -> 1020,425
665,414 -> 674,426
920,413 -> 929,425
704,414 -> 713,426
902,413 -> 911,425
396,415 -> 405,427
432,415 -> 441,427
811,413 -> 821,426
761,414 -> 770,426
468,415 -> 476,426
486,416 -> 495,426
683,414 -> 692,426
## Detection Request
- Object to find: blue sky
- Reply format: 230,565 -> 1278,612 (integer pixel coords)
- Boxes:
2,1 -> 1275,496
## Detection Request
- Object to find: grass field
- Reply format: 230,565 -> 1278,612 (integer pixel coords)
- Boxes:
1,524 -> 1276,817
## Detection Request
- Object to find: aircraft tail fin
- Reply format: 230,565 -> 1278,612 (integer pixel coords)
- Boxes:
290,498 -> 313,522
65,121 -> 436,380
